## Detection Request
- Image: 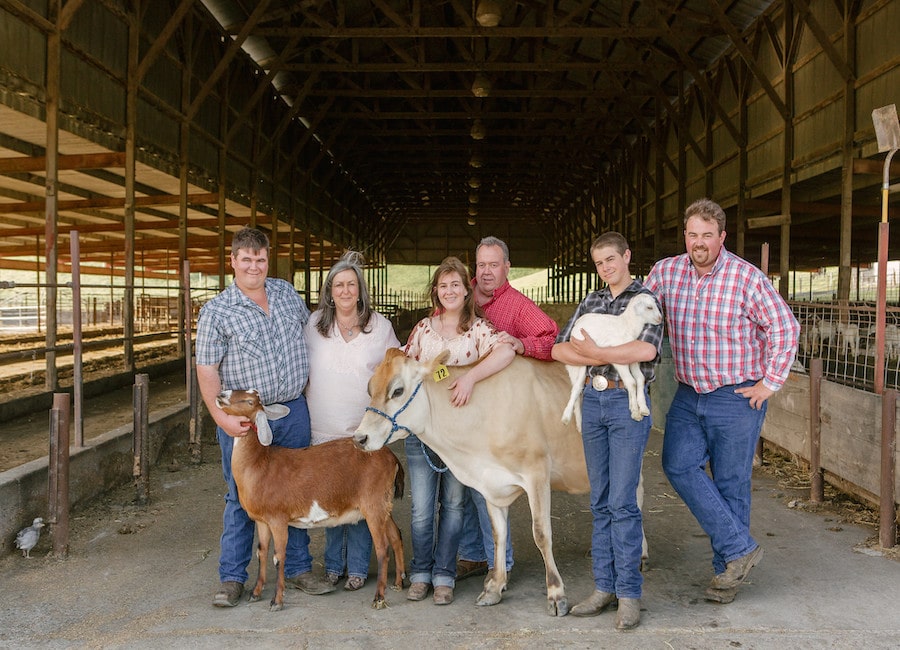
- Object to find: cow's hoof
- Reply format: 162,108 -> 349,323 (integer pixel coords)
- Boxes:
372,596 -> 388,610
269,599 -> 283,612
547,597 -> 569,616
475,589 -> 502,607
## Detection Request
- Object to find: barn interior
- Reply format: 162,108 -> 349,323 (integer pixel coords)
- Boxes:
0,0 -> 898,301
1,1 -> 899,620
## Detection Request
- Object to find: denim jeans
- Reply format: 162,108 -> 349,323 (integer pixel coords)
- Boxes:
218,394 -> 313,584
459,488 -> 514,571
324,522 -> 373,579
662,381 -> 766,574
405,434 -> 466,588
581,384 -> 650,599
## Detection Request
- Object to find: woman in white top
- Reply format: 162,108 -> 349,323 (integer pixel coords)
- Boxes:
304,251 -> 401,591
403,256 -> 515,606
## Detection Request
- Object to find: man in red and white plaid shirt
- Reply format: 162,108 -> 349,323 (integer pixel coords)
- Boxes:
644,198 -> 800,605
456,236 -> 560,582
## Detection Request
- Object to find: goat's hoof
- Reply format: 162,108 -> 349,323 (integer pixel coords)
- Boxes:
475,589 -> 502,607
372,596 -> 388,610
268,599 -> 283,612
390,583 -> 402,592
248,592 -> 261,603
630,411 -> 642,421
547,596 -> 569,617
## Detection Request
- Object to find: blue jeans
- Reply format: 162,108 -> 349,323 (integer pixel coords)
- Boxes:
217,394 -> 313,584
405,434 -> 466,588
581,384 -> 650,599
662,381 -> 766,574
459,488 -> 514,571
325,522 -> 373,580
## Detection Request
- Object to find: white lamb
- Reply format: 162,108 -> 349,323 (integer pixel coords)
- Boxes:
561,292 -> 663,427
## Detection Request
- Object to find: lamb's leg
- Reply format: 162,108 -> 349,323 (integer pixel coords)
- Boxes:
629,362 -> 650,418
562,364 -> 587,425
612,363 -> 643,421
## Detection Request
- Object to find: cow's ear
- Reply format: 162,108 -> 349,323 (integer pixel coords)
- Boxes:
434,349 -> 451,367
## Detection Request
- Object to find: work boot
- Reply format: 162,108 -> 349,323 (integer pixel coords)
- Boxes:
710,546 -> 764,590
615,598 -> 641,630
705,585 -> 738,604
212,581 -> 244,607
433,585 -> 454,605
570,589 -> 617,617
407,582 -> 430,601
456,559 -> 488,580
285,571 -> 337,595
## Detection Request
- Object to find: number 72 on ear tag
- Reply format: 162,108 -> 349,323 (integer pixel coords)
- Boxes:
432,364 -> 449,382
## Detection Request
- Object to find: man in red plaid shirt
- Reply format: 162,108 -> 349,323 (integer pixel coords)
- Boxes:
644,198 -> 800,605
456,236 -> 561,582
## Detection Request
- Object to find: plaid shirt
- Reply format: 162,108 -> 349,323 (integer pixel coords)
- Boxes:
643,248 -> 799,394
475,280 -> 559,360
195,278 -> 311,405
556,280 -> 663,383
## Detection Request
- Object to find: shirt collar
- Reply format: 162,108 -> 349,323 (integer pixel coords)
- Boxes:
474,278 -> 511,307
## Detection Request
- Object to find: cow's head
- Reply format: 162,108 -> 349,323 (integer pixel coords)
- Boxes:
354,348 -> 449,450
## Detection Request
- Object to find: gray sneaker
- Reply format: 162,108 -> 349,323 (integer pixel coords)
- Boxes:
213,581 -> 244,607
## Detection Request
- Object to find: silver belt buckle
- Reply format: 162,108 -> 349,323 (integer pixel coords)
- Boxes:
592,375 -> 609,391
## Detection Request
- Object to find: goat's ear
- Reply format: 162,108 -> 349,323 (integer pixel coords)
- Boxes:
254,410 -> 274,446
262,403 -> 290,420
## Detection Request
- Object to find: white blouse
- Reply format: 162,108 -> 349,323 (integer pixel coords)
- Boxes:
304,311 -> 401,445
404,316 -> 501,365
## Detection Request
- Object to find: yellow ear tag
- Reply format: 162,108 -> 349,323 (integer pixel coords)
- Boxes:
432,364 -> 449,382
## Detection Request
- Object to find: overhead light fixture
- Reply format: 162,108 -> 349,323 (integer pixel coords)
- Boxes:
476,0 -> 502,27
470,119 -> 486,140
467,216 -> 477,226
468,176 -> 481,189
471,73 -> 492,98
469,153 -> 483,168
469,192 -> 479,204
468,206 -> 478,216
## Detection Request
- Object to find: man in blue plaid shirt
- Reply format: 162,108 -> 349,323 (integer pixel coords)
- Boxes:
196,227 -> 335,607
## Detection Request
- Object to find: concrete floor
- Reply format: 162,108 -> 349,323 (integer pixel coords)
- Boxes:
2,421 -> 899,650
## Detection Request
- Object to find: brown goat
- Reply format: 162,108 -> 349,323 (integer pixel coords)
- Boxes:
215,389 -> 406,611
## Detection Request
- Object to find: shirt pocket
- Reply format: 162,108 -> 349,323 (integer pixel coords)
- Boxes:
235,326 -> 267,359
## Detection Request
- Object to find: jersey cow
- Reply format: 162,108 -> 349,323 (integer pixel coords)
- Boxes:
355,348 -> 646,616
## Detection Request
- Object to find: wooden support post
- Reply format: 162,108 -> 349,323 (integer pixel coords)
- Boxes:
809,358 -> 824,502
881,389 -> 897,548
133,373 -> 150,505
48,392 -> 69,558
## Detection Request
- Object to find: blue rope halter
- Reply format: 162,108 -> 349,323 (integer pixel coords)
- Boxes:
363,379 -> 448,473
364,380 -> 423,446
366,382 -> 449,474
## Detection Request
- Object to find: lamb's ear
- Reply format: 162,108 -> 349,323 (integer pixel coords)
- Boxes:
254,410 -> 274,446
263,403 -> 290,420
